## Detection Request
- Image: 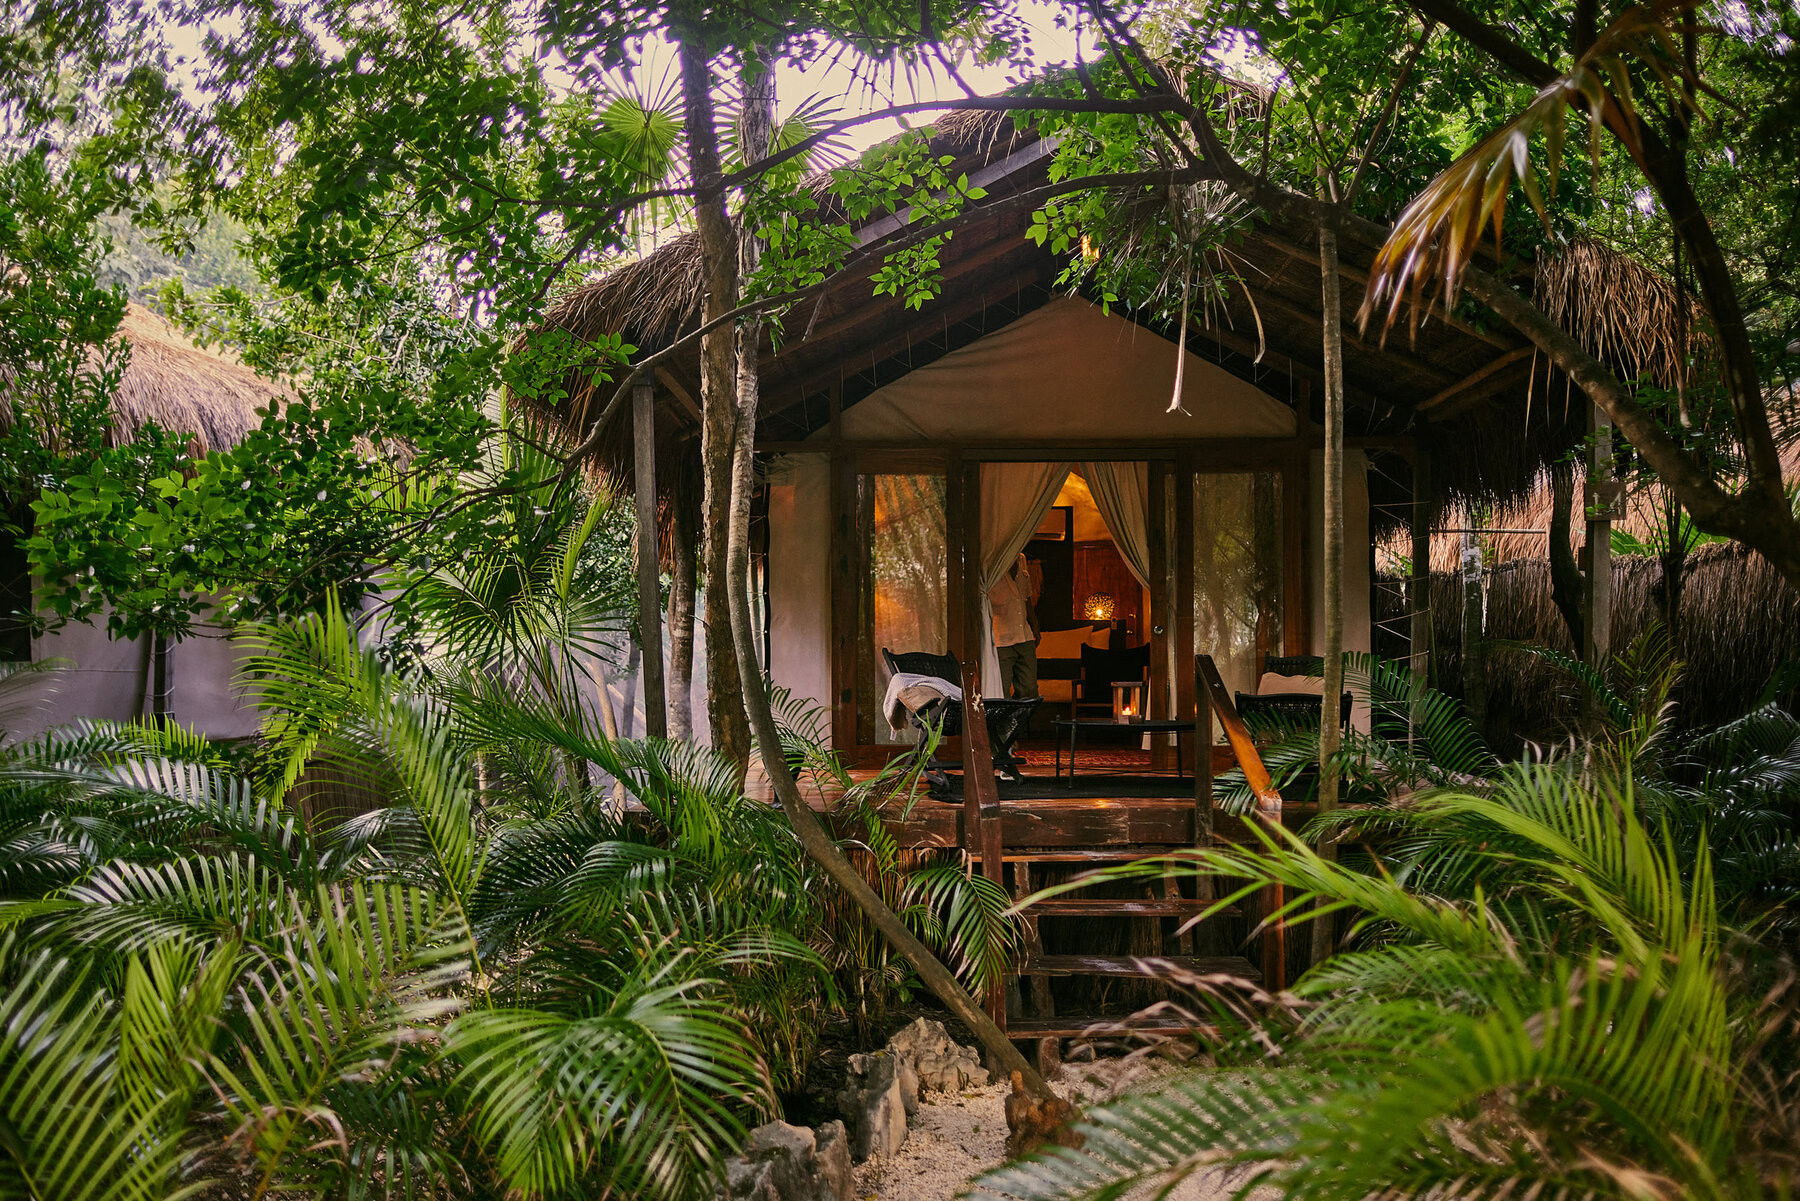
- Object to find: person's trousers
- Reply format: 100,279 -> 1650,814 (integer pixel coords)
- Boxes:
996,641 -> 1039,698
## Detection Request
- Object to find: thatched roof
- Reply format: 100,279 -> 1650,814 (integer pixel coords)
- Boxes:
1,303 -> 286,455
1533,237 -> 1706,394
529,98 -> 1702,527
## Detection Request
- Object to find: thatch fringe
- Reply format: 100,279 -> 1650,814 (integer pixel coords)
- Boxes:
1532,237 -> 1708,393
1381,541 -> 1800,745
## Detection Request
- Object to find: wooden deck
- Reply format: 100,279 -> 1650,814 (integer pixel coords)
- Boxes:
748,753 -> 1306,851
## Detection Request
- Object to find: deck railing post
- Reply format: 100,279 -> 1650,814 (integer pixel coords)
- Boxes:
958,664 -> 1008,1027
1194,654 -> 1287,992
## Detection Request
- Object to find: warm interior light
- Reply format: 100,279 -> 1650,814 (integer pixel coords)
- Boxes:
1112,680 -> 1145,723
1082,592 -> 1117,621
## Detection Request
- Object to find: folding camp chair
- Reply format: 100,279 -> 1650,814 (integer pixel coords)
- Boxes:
881,648 -> 1040,795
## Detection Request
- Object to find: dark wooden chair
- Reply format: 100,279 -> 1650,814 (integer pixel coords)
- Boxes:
1235,689 -> 1353,732
881,648 -> 1040,793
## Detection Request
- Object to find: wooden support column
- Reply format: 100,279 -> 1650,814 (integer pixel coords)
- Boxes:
1582,406 -> 1616,670
1148,462 -> 1174,769
1459,529 -> 1487,732
959,458 -> 986,701
632,382 -> 667,739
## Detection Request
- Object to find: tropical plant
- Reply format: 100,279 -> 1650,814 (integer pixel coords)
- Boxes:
1214,652 -> 1497,813
972,757 -> 1800,1201
0,633 -> 793,1199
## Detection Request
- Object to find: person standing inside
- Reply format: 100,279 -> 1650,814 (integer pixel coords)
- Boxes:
988,551 -> 1041,698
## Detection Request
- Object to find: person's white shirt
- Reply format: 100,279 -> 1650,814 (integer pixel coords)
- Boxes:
988,553 -> 1036,647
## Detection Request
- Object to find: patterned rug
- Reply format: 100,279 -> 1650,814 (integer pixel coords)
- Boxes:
1010,740 -> 1164,772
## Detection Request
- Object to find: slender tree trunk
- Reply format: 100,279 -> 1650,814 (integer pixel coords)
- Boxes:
1655,490 -> 1686,640
714,49 -> 1060,1111
732,55 -> 773,702
675,29 -> 752,772
667,502 -> 697,741
1548,460 -> 1586,651
1313,205 -> 1346,968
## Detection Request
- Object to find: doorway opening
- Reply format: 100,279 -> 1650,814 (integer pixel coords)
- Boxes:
1018,469 -> 1150,732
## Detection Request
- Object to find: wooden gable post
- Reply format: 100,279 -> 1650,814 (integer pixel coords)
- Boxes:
633,381 -> 667,738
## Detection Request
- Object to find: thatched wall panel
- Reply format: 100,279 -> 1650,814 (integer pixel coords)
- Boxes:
1380,543 -> 1800,747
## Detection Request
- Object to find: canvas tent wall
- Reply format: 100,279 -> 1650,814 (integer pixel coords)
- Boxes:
765,295 -> 1371,752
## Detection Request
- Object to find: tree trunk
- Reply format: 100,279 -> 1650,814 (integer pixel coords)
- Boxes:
667,501 -> 697,741
713,49 -> 1060,1111
1654,490 -> 1686,640
675,29 -> 752,773
1548,460 -> 1585,651
1313,206 -> 1346,968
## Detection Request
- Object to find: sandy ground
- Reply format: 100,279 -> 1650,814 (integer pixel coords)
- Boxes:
851,1054 -> 1278,1201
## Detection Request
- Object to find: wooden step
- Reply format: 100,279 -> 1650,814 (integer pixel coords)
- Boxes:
996,847 -> 1193,864
1022,953 -> 1259,979
1023,897 -> 1223,917
1006,1015 -> 1223,1039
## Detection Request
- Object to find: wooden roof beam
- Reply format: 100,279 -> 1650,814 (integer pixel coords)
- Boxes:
655,367 -> 703,424
1420,347 -> 1541,421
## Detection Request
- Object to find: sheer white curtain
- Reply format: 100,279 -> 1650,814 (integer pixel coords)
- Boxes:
1081,461 -> 1151,587
978,461 -> 1070,691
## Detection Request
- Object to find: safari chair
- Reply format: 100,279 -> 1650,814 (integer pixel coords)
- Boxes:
1243,652 -> 1351,735
880,648 -> 1041,795
1235,658 -> 1354,803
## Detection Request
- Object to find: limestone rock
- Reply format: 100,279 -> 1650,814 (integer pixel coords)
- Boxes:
723,1119 -> 853,1201
885,1017 -> 986,1094
837,1051 -> 909,1161
812,1120 -> 852,1200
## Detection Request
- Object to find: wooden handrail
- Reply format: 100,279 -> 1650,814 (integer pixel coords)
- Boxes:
1194,654 -> 1286,991
958,665 -> 1009,1026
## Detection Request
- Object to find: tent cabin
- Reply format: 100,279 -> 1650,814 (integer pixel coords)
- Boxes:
538,110 -> 1583,771
0,303 -> 282,740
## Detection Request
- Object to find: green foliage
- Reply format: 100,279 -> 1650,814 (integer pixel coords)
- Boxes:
975,760 -> 1799,1201
1213,653 -> 1496,813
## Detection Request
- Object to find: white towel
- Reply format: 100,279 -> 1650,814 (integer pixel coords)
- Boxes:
882,672 -> 963,728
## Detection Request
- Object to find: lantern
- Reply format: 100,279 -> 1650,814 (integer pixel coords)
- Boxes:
1082,592 -> 1116,621
1111,680 -> 1145,723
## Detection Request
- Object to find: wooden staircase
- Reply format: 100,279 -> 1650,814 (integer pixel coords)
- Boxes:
958,655 -> 1288,1074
